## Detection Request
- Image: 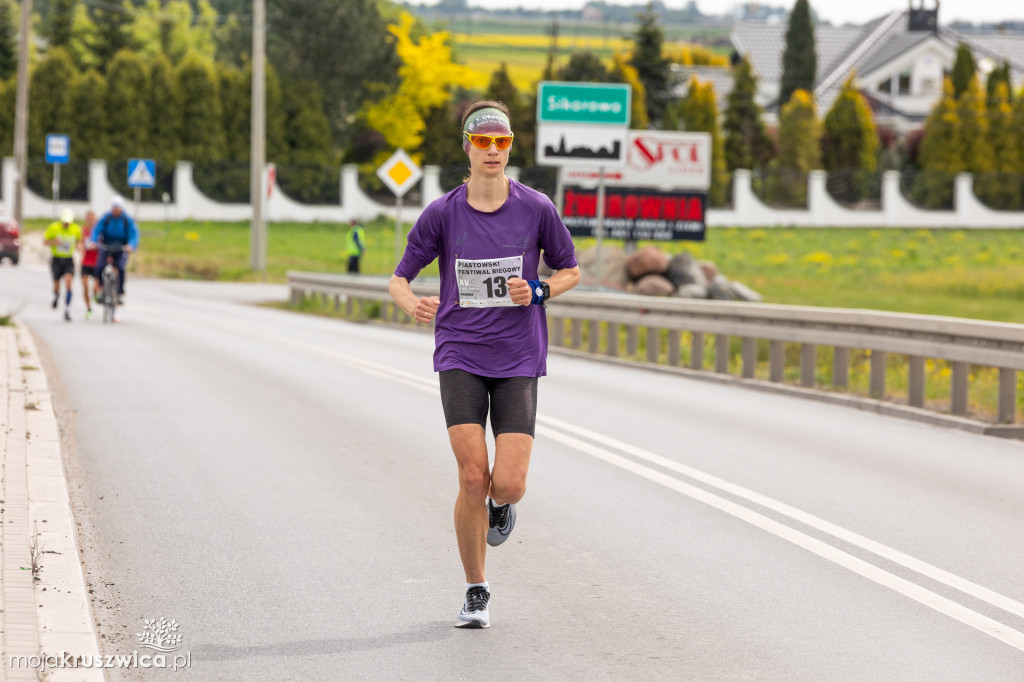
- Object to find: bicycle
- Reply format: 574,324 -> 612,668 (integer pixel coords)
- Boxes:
98,244 -> 126,324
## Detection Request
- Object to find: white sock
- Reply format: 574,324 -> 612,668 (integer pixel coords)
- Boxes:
467,581 -> 489,592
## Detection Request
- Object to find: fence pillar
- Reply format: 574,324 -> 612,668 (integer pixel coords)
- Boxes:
741,337 -> 756,379
833,347 -> 850,389
998,368 -> 1017,424
606,322 -> 618,357
801,344 -> 816,387
908,356 -> 925,408
588,320 -> 600,354
646,327 -> 660,363
770,340 -> 785,382
626,325 -> 638,357
570,319 -> 583,349
715,334 -> 729,374
550,317 -> 565,348
951,361 -> 969,416
691,332 -> 704,370
667,330 -> 681,366
870,350 -> 886,398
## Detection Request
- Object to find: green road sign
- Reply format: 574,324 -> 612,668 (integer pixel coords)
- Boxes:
537,81 -> 631,126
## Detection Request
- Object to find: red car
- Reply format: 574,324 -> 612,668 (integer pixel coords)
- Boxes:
0,211 -> 19,265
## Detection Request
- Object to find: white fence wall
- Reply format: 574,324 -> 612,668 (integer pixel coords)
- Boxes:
2,158 -> 1022,229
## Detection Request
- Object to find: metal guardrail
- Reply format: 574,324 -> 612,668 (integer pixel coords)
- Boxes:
287,271 -> 1023,435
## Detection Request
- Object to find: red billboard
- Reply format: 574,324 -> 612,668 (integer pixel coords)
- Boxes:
561,185 -> 706,241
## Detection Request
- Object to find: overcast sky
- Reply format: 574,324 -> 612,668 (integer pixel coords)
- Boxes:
468,1 -> 1021,26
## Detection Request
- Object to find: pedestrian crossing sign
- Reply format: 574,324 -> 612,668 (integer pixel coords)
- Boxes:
127,159 -> 156,188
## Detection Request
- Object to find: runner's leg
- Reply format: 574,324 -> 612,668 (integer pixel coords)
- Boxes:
449,424 -> 490,584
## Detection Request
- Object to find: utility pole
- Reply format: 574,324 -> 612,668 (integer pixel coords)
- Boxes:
13,0 -> 31,226
250,0 -> 267,278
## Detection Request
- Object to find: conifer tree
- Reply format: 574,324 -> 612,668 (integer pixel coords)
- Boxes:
780,0 -> 816,106
976,82 -> 1018,209
218,63 -> 248,162
280,79 -> 335,202
610,53 -> 649,131
823,74 -> 877,202
984,60 -> 1011,108
69,69 -> 107,163
556,51 -> 611,83
771,89 -> 820,205
149,54 -> 183,166
48,0 -> 77,49
630,2 -> 670,123
104,50 -> 150,165
177,51 -> 227,166
680,77 -> 729,206
0,0 -> 18,80
957,74 -> 992,174
28,48 -> 78,197
951,43 -> 975,99
723,55 -> 773,171
90,0 -> 137,73
0,77 -> 14,154
917,78 -> 963,208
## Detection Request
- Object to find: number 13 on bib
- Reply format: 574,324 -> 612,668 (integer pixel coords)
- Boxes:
456,255 -> 524,307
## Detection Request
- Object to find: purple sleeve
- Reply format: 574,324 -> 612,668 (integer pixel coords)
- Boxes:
538,198 -> 578,271
394,203 -> 441,282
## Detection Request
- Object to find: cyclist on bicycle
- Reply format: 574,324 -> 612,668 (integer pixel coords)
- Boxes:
90,196 -> 139,305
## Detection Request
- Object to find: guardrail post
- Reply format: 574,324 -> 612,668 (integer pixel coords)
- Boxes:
551,317 -> 565,348
333,294 -> 341,312
951,362 -> 969,416
691,332 -> 704,370
588,320 -> 600,354
626,325 -> 638,357
769,340 -> 784,382
345,296 -> 353,316
741,337 -> 756,379
646,327 -> 659,363
998,368 -> 1016,423
908,356 -> 925,408
869,350 -> 886,398
668,330 -> 681,366
570,319 -> 582,349
606,322 -> 618,357
289,287 -> 303,306
833,347 -> 849,389
715,334 -> 729,374
801,344 -> 816,387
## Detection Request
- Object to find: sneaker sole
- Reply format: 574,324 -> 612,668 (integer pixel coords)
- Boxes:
454,619 -> 490,629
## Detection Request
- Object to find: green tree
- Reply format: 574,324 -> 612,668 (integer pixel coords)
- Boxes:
104,50 -> 150,164
822,74 -> 877,202
28,48 -> 78,198
148,54 -> 183,172
177,50 -> 226,165
218,63 -> 249,162
680,77 -> 728,206
0,0 -> 17,80
610,52 -> 648,130
89,0 -> 137,72
69,69 -> 107,163
985,60 -> 1012,108
770,89 -> 820,206
279,79 -> 335,202
723,55 -> 773,171
557,51 -> 611,83
976,82 -> 1020,210
132,0 -> 218,64
47,0 -> 77,49
957,74 -> 992,174
265,64 -> 287,164
780,0 -> 816,106
484,63 -> 532,167
67,3 -> 99,71
629,2 -> 670,123
265,0 -> 400,151
917,78 -> 963,208
951,43 -> 975,99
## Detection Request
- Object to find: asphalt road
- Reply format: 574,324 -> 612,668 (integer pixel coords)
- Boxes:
2,256 -> 1024,681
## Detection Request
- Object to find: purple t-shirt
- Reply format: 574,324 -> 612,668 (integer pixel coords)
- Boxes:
395,180 -> 578,377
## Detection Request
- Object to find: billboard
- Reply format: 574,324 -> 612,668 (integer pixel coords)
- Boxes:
561,185 -> 706,241
561,130 -> 711,190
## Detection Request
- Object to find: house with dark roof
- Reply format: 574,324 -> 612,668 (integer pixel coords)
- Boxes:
681,2 -> 1024,135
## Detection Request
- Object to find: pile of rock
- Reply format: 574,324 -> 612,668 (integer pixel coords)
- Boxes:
570,245 -> 762,302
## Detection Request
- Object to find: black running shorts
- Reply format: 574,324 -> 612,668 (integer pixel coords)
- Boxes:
438,369 -> 538,437
50,257 -> 74,280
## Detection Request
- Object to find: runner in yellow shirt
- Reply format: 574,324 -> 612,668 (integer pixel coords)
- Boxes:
43,209 -> 82,322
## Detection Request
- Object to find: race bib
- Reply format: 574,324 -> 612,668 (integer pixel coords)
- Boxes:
456,255 -> 523,307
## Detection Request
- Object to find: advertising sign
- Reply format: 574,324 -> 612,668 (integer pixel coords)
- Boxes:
535,124 -> 628,167
561,130 -> 711,190
561,185 -> 706,241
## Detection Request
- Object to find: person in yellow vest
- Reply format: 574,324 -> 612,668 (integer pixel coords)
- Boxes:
43,208 -> 82,322
345,219 -> 365,274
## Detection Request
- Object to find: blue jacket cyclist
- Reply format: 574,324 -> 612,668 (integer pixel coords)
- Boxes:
90,195 -> 140,300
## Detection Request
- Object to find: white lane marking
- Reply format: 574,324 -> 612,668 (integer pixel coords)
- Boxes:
536,424 -> 1024,654
538,415 -> 1024,622
218,324 -> 1024,649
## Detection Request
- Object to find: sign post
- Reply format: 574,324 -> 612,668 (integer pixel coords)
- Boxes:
45,134 -> 70,216
127,158 -> 157,216
375,149 -> 423,266
536,81 -> 631,290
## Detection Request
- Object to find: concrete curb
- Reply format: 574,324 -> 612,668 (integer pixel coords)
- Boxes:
1,322 -> 103,681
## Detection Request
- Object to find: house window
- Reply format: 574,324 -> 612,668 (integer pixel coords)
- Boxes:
898,71 -> 911,95
878,78 -> 892,94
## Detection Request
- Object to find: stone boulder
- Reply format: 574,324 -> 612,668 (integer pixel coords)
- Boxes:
707,273 -> 736,300
665,251 -> 708,289
625,245 -> 670,281
633,274 -> 675,297
675,283 -> 709,299
576,246 -> 629,290
730,280 -> 763,302
698,260 -> 719,283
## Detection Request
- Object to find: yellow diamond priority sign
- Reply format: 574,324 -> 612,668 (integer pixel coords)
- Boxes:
376,149 -> 423,198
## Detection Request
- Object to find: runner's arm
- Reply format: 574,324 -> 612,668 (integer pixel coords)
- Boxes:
508,266 -> 580,306
389,275 -> 439,324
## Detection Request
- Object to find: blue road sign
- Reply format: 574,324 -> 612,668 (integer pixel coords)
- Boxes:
127,159 -> 157,188
45,134 -> 70,164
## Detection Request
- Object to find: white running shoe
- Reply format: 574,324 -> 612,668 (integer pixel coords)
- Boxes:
487,499 -> 516,547
454,586 -> 490,629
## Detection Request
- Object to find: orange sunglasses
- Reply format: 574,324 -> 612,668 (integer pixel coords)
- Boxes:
464,132 -> 514,150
